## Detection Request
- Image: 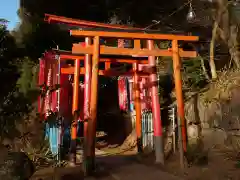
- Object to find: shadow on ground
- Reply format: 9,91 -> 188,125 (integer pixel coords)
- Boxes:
31,154 -> 183,180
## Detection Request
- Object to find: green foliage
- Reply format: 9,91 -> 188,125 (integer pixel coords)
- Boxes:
182,56 -> 208,90
0,26 -> 19,104
17,57 -> 38,96
0,91 -> 33,139
229,2 -> 240,24
0,19 -> 37,140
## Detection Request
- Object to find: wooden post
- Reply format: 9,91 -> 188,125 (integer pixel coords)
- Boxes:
147,40 -> 164,165
172,39 -> 187,168
105,62 -> 111,70
84,37 -> 92,136
83,37 -> 92,173
85,36 -> 100,175
134,39 -> 141,49
133,63 -> 142,153
70,58 -> 80,166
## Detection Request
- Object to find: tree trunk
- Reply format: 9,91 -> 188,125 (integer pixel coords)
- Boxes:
228,25 -> 240,68
209,21 -> 218,80
216,0 -> 240,68
199,55 -> 210,81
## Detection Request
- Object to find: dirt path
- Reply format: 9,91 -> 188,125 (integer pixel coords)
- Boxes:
95,146 -> 240,180
164,148 -> 240,180
31,149 -> 182,180
31,146 -> 240,180
91,155 -> 183,180
31,159 -> 183,180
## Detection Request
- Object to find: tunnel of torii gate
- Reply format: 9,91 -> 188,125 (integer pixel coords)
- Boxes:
42,14 -> 199,174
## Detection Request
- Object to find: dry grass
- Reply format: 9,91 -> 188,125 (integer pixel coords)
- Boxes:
201,68 -> 240,105
197,68 -> 240,153
20,138 -> 54,169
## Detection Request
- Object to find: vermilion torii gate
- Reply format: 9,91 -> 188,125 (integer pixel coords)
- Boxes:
44,14 -> 198,174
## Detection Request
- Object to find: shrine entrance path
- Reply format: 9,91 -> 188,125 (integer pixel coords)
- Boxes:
86,155 -> 183,180
31,153 -> 183,180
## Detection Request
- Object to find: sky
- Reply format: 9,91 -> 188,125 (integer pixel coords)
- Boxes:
0,0 -> 19,30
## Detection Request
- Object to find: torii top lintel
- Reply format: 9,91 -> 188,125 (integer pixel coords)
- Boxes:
44,14 -> 199,41
45,14 -> 198,59
44,13 -> 142,30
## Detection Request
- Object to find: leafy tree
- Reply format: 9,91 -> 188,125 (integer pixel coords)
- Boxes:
0,20 -> 19,105
17,57 -> 38,96
215,0 -> 240,68
0,20 -> 27,139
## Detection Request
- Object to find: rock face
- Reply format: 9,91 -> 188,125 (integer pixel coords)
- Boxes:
0,149 -> 35,180
122,87 -> 240,154
185,88 -> 240,150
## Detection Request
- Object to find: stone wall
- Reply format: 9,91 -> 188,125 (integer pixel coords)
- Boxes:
184,88 -> 240,150
122,86 -> 240,153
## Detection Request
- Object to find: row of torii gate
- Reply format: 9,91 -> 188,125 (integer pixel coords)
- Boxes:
40,14 -> 199,175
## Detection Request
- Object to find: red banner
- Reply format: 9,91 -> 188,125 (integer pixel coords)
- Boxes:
59,72 -> 72,118
118,76 -> 129,111
38,58 -> 45,114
